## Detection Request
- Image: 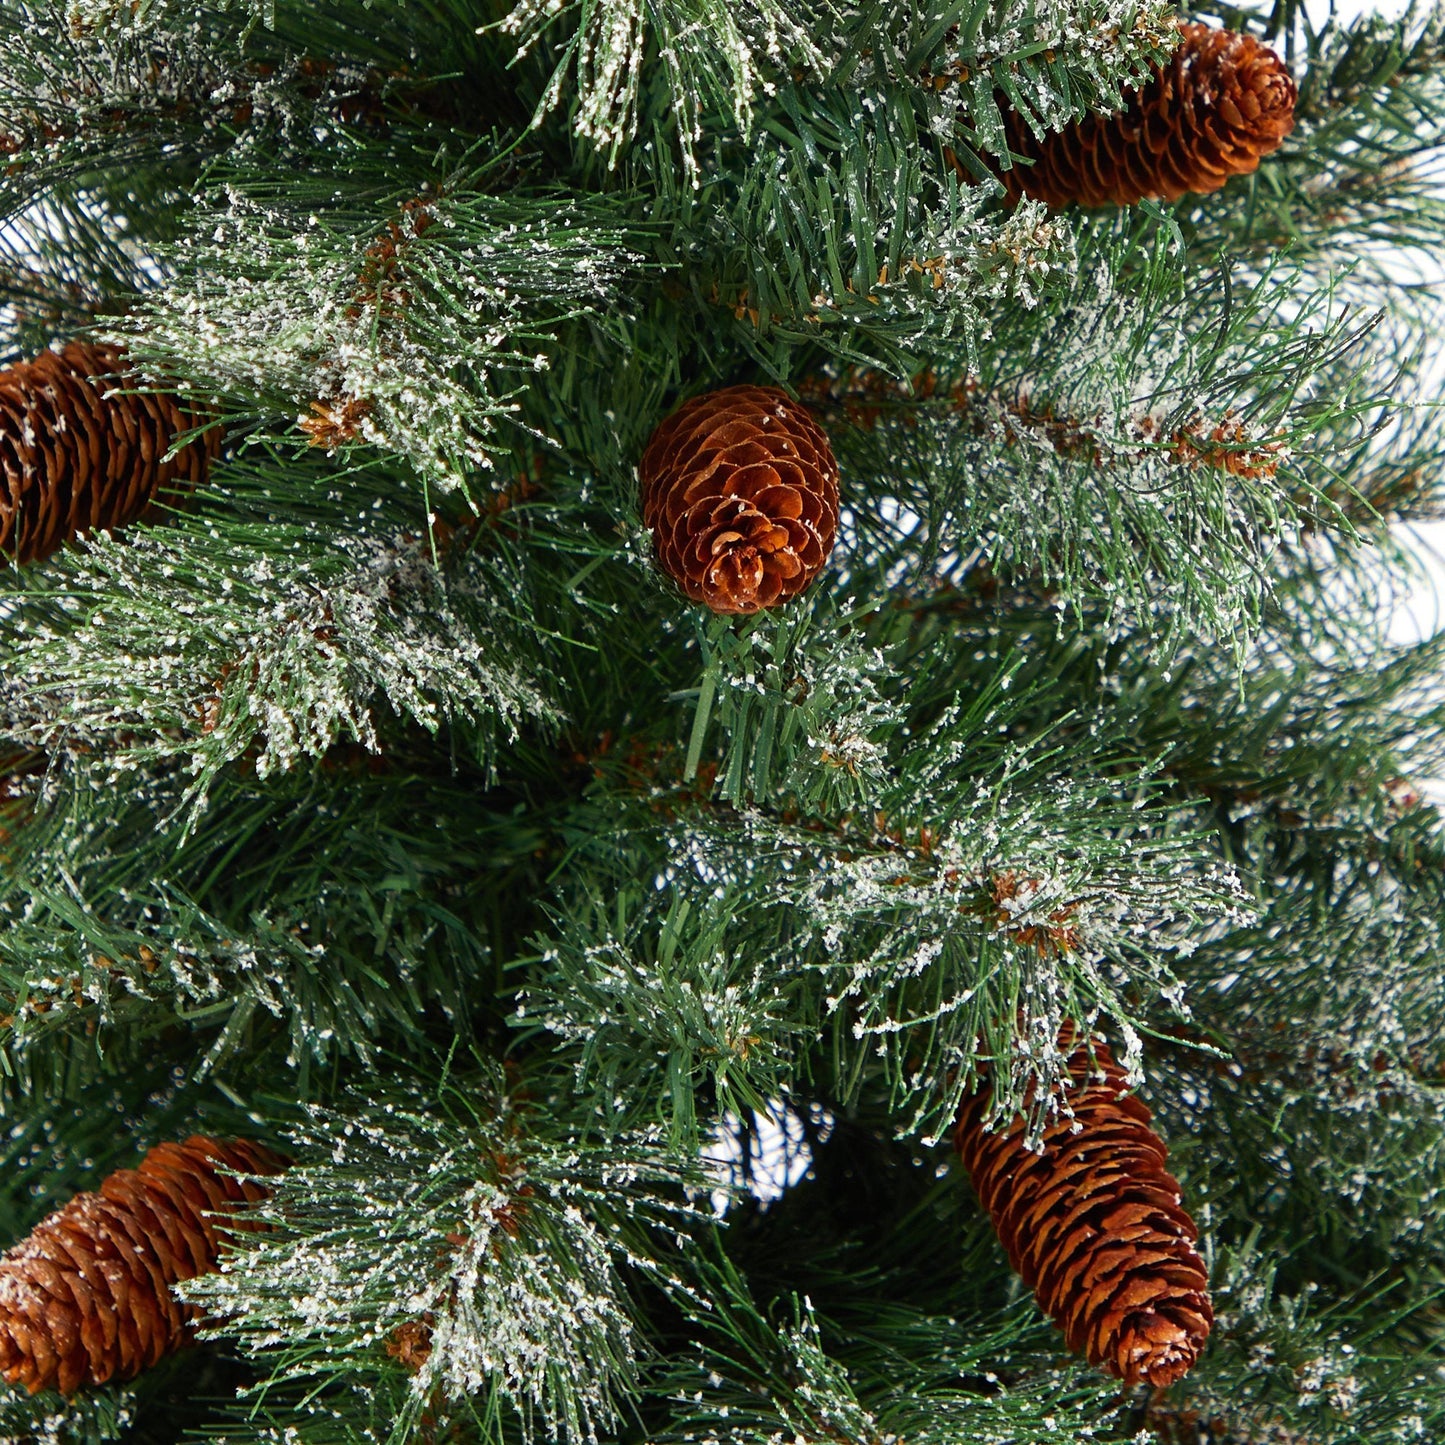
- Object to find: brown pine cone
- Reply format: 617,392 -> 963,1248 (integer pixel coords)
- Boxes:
954,1032 -> 1212,1387
0,1136 -> 286,1395
640,385 -> 839,615
991,23 -> 1295,208
0,341 -> 219,565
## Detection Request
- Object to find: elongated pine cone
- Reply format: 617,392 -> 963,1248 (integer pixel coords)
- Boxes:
640,385 -> 839,614
0,341 -> 218,564
954,1034 -> 1212,1386
0,1136 -> 285,1394
994,23 -> 1295,208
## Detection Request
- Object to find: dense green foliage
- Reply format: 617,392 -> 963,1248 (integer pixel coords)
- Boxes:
2,0 -> 1445,1441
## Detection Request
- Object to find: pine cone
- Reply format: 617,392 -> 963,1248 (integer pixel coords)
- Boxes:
0,1136 -> 285,1395
954,1033 -> 1212,1386
0,341 -> 218,565
992,23 -> 1295,208
640,385 -> 839,615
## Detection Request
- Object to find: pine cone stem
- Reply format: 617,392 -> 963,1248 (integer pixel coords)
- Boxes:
954,1031 -> 1212,1387
0,341 -> 219,565
984,23 -> 1295,209
0,1136 -> 286,1395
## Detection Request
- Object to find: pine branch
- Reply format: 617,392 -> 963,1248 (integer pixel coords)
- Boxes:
687,83 -> 1077,375
497,0 -> 829,183
0,0 -> 399,222
0,1381 -> 138,1445
0,462 -> 562,793
652,1254 -> 1124,1445
917,0 -> 1178,165
185,1064 -> 707,1445
0,757 -> 543,1096
815,235 -> 1381,658
528,632 -> 1252,1145
1134,1246 -> 1445,1444
116,183 -> 648,488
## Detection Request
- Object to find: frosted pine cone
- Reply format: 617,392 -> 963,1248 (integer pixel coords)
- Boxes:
993,23 -> 1295,208
0,341 -> 218,564
954,1033 -> 1212,1386
640,385 -> 839,615
0,1136 -> 285,1395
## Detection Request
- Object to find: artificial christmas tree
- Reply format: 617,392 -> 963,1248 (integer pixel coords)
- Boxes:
2,1 -> 1445,1443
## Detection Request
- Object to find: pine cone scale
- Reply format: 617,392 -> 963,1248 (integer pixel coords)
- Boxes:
137,1180 -> 214,1272
100,1197 -> 182,1305
5,1308 -> 51,1386
76,1308 -> 112,1385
